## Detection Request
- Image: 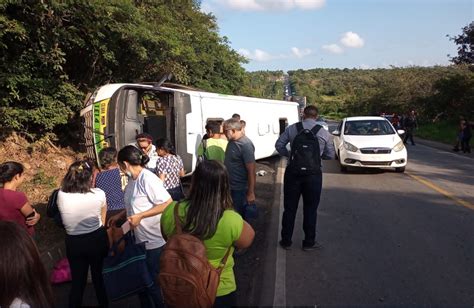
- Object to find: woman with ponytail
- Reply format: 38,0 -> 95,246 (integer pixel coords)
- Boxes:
57,160 -> 108,307
108,145 -> 172,308
0,161 -> 40,236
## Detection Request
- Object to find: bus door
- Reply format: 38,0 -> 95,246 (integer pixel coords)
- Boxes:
118,89 -> 143,148
173,91 -> 197,173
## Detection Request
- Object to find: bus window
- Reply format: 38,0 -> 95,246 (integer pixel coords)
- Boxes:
140,92 -> 167,142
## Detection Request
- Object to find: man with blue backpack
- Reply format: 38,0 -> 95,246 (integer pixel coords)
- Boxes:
275,105 -> 335,251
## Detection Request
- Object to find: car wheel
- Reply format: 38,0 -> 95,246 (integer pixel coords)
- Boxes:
395,166 -> 405,173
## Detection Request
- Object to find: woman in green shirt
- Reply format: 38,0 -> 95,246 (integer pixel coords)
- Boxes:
161,160 -> 255,307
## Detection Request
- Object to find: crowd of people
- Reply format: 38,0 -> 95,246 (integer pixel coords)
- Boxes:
0,115 -> 256,308
385,110 -> 472,152
382,111 -> 418,145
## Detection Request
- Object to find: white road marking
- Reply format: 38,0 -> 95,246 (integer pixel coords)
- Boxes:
273,163 -> 287,307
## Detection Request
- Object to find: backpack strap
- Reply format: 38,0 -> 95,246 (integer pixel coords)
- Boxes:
216,247 -> 232,275
296,121 -> 304,133
310,124 -> 322,136
173,202 -> 183,235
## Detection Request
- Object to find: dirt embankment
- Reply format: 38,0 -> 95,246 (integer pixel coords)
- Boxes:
0,133 -> 81,265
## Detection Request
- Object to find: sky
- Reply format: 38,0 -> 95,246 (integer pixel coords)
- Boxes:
200,0 -> 474,71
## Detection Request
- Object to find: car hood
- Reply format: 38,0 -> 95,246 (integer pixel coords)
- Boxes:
343,134 -> 401,148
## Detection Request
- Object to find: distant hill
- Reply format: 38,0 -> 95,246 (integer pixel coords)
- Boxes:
288,66 -> 473,121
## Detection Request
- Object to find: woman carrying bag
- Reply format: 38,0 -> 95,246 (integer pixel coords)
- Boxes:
108,145 -> 172,308
160,160 -> 255,308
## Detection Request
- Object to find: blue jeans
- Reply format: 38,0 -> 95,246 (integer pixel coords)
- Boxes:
281,169 -> 323,247
138,246 -> 164,308
231,189 -> 247,218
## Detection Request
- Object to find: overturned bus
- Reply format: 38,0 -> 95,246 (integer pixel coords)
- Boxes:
80,83 -> 299,173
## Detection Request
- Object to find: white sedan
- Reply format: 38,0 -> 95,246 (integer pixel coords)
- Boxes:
332,116 -> 407,172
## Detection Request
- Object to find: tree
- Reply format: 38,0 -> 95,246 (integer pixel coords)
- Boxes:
448,22 -> 474,65
0,1 -> 247,138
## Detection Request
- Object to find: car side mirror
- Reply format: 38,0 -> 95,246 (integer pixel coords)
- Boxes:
332,130 -> 341,136
397,129 -> 405,135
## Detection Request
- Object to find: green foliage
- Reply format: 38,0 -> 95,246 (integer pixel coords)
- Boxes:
1,1 -> 471,141
448,21 -> 474,65
239,71 -> 285,99
0,1 -> 247,138
0,2 -> 83,136
416,120 -> 458,145
288,66 -> 473,123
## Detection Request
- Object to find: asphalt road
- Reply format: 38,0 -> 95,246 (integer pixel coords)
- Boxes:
260,134 -> 474,306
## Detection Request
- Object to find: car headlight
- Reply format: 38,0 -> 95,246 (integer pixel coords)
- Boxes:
393,140 -> 405,152
343,141 -> 358,152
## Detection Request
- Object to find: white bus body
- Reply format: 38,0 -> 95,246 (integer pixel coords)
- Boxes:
80,83 -> 299,173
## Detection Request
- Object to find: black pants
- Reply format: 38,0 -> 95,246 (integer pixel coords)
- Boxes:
461,136 -> 471,153
167,186 -> 185,201
403,129 -> 415,145
281,169 -> 322,247
214,291 -> 236,308
66,227 -> 109,308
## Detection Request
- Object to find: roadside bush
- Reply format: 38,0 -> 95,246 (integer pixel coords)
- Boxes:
416,120 -> 458,145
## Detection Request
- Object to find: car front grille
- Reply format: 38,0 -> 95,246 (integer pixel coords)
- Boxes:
360,161 -> 392,166
360,148 -> 391,154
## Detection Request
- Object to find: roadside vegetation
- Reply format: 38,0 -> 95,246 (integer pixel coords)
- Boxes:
416,120 -> 458,145
0,1 -> 247,140
239,70 -> 285,100
246,22 -> 473,143
244,64 -> 472,142
0,1 -> 472,145
289,65 -> 473,128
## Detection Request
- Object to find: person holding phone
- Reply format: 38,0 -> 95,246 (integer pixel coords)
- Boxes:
0,161 -> 40,236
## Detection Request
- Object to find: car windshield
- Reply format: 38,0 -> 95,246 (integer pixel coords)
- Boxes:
344,120 -> 395,135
